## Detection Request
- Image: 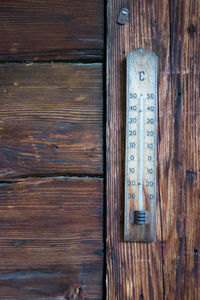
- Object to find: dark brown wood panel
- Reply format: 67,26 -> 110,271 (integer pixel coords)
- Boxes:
106,0 -> 170,298
107,0 -> 199,299
161,1 -> 200,299
0,177 -> 104,299
0,0 -> 104,61
0,63 -> 103,178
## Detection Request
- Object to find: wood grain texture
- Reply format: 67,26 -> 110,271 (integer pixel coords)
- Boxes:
161,1 -> 200,299
0,177 -> 104,299
107,0 -> 199,299
106,0 -> 170,298
0,63 -> 103,178
0,0 -> 104,61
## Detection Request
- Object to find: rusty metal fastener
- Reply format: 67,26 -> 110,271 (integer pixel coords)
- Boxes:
130,210 -> 151,225
117,8 -> 129,25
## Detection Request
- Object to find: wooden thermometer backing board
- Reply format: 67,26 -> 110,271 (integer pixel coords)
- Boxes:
124,48 -> 158,242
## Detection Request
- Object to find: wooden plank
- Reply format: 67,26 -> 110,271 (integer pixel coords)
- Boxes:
106,0 -> 170,299
161,1 -> 200,299
0,63 -> 103,178
0,0 -> 104,61
0,240 -> 103,299
0,177 -> 103,239
0,177 -> 104,299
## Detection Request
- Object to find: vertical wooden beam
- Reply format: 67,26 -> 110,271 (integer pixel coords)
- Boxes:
107,0 -> 199,298
106,0 -> 170,299
162,1 -> 200,298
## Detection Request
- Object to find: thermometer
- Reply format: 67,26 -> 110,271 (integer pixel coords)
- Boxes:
124,49 -> 158,242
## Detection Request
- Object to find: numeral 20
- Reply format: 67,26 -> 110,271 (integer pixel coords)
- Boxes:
129,130 -> 136,136
146,131 -> 154,136
128,180 -> 136,186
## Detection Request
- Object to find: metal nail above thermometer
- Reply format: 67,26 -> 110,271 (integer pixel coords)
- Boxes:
124,48 -> 158,242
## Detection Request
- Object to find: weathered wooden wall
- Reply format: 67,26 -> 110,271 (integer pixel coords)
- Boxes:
0,0 -> 105,299
106,0 -> 199,299
0,0 -> 104,61
0,177 -> 103,299
0,63 -> 103,178
1,0 -> 199,298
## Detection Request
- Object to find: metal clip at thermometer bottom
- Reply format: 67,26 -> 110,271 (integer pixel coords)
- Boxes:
130,210 -> 151,225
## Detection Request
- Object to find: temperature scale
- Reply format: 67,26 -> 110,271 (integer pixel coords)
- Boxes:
124,48 -> 158,242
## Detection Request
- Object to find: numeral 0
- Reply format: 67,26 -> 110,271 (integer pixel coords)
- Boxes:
147,143 -> 153,149
147,168 -> 153,174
